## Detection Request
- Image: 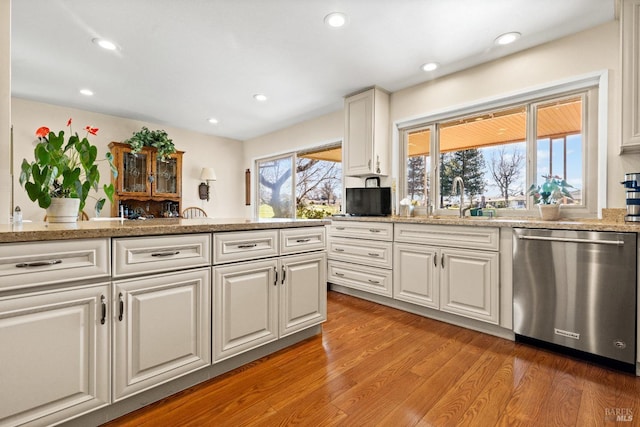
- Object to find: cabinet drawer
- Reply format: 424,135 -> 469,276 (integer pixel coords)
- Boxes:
328,237 -> 392,269
113,234 -> 211,278
280,227 -> 326,255
328,260 -> 392,297
213,230 -> 279,264
329,221 -> 393,241
394,223 -> 499,251
0,238 -> 110,291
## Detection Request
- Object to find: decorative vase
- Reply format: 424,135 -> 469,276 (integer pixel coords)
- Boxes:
538,204 -> 561,221
46,198 -> 81,223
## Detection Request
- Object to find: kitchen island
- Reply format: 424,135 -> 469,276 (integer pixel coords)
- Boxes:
0,217 -> 329,427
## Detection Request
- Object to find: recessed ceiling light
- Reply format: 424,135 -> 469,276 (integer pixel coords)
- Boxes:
92,38 -> 118,51
207,118 -> 219,124
253,94 -> 268,102
324,12 -> 348,28
79,89 -> 94,96
494,32 -> 521,46
421,62 -> 439,72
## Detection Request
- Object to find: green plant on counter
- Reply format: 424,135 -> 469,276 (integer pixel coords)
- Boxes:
527,174 -> 574,205
125,126 -> 176,160
19,118 -> 117,214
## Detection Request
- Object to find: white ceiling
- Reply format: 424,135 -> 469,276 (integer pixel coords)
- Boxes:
11,0 -> 615,141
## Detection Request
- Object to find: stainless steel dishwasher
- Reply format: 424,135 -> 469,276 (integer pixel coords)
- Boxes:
513,228 -> 637,372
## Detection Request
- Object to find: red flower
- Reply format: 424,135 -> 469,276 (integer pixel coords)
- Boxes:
35,126 -> 50,138
66,118 -> 72,127
85,126 -> 99,135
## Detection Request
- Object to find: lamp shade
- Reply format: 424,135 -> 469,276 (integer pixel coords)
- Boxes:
200,167 -> 217,181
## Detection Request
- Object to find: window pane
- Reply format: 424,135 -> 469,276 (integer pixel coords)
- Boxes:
438,106 -> 527,210
407,128 -> 430,204
535,96 -> 582,205
295,146 -> 342,219
258,157 -> 293,218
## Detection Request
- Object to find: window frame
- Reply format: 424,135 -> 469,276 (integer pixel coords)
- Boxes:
253,141 -> 343,219
396,71 -> 607,218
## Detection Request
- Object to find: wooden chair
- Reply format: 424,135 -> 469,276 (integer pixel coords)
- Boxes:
182,207 -> 207,219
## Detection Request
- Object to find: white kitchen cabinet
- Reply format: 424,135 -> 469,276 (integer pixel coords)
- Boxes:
328,220 -> 394,296
393,242 -> 439,309
0,283 -> 110,427
279,252 -> 327,337
621,0 -> 640,152
440,248 -> 499,324
113,268 -> 211,402
0,238 -> 110,292
343,87 -> 390,176
213,252 -> 326,361
213,259 -> 278,361
393,224 -> 500,325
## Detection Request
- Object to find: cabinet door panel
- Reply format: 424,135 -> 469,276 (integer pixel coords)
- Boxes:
0,283 -> 109,427
113,268 -> 211,401
280,253 -> 327,337
214,260 -> 278,362
440,249 -> 499,324
393,243 -> 439,309
344,91 -> 373,175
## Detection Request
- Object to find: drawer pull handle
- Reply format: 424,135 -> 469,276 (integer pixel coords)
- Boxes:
118,293 -> 124,321
368,279 -> 380,284
296,238 -> 311,243
441,254 -> 445,268
335,227 -> 345,230
16,259 -> 62,268
100,295 -> 107,325
334,248 -> 345,252
335,272 -> 345,277
238,243 -> 258,249
368,253 -> 380,257
274,266 -> 278,286
151,251 -> 180,257
281,266 -> 286,285
369,229 -> 381,233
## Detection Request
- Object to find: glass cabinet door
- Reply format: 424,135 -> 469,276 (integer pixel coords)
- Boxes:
122,151 -> 151,194
154,157 -> 179,196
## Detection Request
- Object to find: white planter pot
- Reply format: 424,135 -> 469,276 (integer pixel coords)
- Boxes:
46,198 -> 80,223
538,204 -> 561,221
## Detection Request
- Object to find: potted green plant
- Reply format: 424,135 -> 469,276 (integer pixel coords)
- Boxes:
527,174 -> 574,220
19,118 -> 117,222
125,126 -> 176,160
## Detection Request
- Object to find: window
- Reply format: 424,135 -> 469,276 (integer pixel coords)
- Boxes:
400,81 -> 599,217
256,143 -> 342,219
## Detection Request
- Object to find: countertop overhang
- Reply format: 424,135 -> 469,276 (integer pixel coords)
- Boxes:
331,214 -> 639,233
0,218 -> 330,243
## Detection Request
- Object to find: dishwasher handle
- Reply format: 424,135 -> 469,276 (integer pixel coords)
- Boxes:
517,235 -> 624,246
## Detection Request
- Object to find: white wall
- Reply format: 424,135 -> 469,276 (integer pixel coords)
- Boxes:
12,98 -> 245,220
0,0 -> 11,223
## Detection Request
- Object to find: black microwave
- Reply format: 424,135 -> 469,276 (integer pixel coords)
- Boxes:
345,187 -> 391,216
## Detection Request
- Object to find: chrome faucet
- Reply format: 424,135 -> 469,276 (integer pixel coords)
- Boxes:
452,176 -> 470,218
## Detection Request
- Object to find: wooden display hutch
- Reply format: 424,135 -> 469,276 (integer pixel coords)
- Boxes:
109,142 -> 184,218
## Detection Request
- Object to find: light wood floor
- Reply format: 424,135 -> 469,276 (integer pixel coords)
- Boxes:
104,291 -> 640,427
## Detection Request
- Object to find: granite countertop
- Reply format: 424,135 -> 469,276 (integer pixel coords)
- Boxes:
0,218 -> 330,243
331,209 -> 639,233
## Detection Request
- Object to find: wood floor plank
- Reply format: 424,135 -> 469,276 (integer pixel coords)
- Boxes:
103,291 -> 640,427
